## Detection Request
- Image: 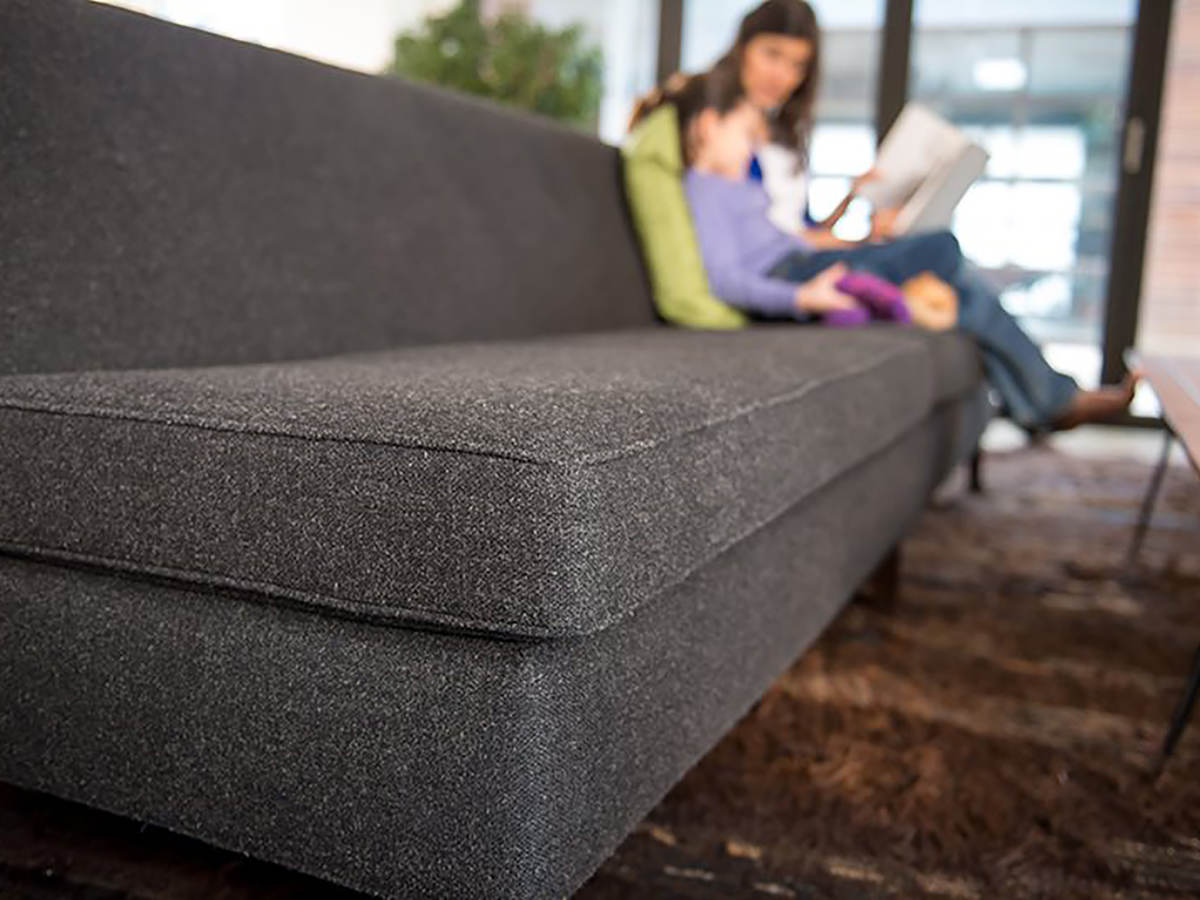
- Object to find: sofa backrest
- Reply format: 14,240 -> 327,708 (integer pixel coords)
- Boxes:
0,0 -> 659,376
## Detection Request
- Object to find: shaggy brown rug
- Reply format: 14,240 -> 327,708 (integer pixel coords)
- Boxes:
3,441 -> 1199,899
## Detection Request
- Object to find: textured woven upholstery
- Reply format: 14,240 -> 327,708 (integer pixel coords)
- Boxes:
0,0 -> 655,376
0,326 -> 980,637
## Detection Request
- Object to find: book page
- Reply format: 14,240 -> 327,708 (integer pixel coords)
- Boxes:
896,143 -> 989,234
857,104 -> 975,209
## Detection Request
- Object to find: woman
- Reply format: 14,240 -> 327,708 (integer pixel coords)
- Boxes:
642,0 -> 1136,433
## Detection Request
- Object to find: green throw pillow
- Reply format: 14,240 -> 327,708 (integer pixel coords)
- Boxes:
621,106 -> 747,330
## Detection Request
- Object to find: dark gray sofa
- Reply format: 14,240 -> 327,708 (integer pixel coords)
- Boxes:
0,2 -> 994,897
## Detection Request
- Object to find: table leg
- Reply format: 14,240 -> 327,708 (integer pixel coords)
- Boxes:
1126,424 -> 1199,774
1155,643 -> 1200,774
1126,426 -> 1174,569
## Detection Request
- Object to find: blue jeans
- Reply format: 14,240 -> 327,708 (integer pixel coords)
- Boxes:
766,231 -> 1079,431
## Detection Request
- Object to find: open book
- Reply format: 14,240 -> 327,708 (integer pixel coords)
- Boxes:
856,103 -> 989,236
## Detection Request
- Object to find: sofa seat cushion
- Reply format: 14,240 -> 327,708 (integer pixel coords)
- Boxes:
0,325 -> 981,639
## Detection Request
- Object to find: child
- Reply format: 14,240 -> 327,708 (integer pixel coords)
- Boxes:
673,70 -> 911,327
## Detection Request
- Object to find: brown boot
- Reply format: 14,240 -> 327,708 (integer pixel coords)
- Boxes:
1050,372 -> 1139,431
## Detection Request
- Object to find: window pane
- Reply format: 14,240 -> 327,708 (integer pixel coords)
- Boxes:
525,1 -> 659,143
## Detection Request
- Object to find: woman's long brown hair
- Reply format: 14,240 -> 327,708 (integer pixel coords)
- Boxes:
629,1 -> 821,167
712,0 -> 822,167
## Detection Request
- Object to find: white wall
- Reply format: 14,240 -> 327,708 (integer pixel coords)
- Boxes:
95,0 -> 456,73
95,0 -> 657,143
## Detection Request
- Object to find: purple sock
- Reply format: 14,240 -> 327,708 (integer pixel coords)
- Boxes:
823,305 -> 871,328
835,271 -> 912,324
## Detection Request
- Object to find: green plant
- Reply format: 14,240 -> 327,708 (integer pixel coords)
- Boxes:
386,0 -> 603,129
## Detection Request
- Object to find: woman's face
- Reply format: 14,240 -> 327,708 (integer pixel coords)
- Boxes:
740,34 -> 814,111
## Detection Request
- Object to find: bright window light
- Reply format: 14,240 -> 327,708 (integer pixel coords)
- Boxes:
972,58 -> 1028,91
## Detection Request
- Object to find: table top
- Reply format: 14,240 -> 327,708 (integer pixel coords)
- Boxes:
1135,353 -> 1200,473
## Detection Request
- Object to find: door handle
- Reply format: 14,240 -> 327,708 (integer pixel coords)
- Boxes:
1124,115 -> 1146,175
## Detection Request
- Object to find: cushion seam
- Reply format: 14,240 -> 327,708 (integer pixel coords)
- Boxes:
0,538 -> 566,639
0,343 -> 927,467
575,344 -> 929,465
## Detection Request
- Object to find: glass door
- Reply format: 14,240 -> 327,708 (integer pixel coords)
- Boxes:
909,0 -> 1140,389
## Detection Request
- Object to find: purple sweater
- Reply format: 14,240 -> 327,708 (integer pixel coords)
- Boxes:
684,169 -> 812,318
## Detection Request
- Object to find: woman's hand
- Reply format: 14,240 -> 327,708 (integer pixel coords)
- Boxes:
817,168 -> 881,234
794,262 -> 857,314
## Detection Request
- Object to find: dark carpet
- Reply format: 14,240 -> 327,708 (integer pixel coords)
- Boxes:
3,441 -> 1199,899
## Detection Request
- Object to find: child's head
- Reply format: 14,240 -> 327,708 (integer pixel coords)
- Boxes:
671,70 -> 766,178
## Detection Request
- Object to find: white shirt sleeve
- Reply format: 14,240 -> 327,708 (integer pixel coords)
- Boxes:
756,143 -> 809,235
